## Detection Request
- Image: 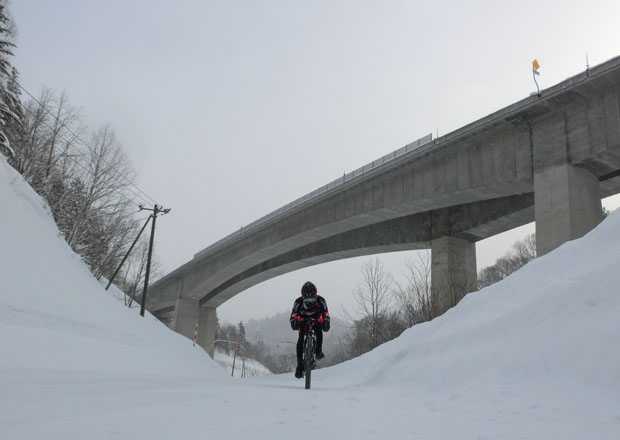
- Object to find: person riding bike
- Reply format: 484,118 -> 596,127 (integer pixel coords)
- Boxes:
290,281 -> 330,379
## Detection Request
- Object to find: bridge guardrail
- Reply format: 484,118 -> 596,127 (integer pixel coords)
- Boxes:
194,132 -> 433,261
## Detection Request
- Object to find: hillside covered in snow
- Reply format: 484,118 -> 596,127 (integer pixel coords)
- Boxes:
2,155 -> 620,439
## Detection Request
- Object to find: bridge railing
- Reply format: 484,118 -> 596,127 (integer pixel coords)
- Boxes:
194,132 -> 433,261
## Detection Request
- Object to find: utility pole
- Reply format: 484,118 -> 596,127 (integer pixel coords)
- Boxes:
105,214 -> 153,291
139,204 -> 171,317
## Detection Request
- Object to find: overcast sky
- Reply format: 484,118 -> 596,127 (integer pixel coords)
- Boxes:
11,0 -> 620,323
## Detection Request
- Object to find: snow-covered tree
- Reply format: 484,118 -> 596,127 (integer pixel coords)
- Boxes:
0,1 -> 21,158
65,125 -> 135,248
238,321 -> 246,344
9,89 -> 83,199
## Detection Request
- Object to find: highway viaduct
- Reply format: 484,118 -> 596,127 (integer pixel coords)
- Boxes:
145,55 -> 620,356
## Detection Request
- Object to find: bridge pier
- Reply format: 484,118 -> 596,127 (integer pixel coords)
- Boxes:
173,299 -> 217,357
173,298 -> 198,341
430,236 -> 477,318
198,306 -> 217,357
534,163 -> 603,256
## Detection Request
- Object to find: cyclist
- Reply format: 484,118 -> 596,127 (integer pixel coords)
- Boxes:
290,281 -> 330,378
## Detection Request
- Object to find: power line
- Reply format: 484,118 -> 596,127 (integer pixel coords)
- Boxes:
14,81 -> 159,207
16,81 -> 157,206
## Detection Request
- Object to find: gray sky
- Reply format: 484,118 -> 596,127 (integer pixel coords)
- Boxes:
11,0 -> 620,323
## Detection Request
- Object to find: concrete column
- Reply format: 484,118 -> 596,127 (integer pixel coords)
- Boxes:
431,236 -> 477,318
198,306 -> 217,358
173,298 -> 199,340
534,163 -> 603,256
173,299 -> 217,357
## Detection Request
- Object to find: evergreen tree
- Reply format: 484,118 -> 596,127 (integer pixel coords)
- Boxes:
0,1 -> 21,158
238,321 -> 246,344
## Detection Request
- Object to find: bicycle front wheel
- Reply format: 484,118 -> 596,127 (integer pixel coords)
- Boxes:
304,335 -> 314,390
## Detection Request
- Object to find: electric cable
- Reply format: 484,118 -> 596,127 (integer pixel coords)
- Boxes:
14,81 -> 159,208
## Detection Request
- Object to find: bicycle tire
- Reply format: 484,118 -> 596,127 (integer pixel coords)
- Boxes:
304,334 -> 314,390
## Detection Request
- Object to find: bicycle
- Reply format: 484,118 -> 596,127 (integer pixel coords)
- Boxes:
301,317 -> 317,390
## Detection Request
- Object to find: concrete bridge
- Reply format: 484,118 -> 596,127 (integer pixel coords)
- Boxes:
146,55 -> 620,356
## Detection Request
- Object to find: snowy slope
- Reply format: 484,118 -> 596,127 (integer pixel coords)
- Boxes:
2,155 -> 620,439
322,218 -> 620,392
0,157 -> 222,378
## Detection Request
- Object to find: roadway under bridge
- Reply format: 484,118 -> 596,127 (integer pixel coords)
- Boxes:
145,55 -> 620,356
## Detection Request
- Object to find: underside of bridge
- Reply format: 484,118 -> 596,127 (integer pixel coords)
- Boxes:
196,193 -> 535,309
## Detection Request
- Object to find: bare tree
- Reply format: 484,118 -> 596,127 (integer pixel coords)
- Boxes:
116,238 -> 162,308
10,90 -> 83,201
66,125 -> 135,249
350,257 -> 394,350
478,233 -> 537,289
42,91 -> 82,180
393,250 -> 432,327
514,233 -> 536,262
88,209 -> 137,280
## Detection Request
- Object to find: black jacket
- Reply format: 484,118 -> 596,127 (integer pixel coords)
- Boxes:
290,295 -> 330,330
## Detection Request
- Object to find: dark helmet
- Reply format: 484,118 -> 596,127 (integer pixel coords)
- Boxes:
301,281 -> 317,298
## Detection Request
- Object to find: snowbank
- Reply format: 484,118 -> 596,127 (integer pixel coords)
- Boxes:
320,209 -> 620,394
0,156 -> 222,378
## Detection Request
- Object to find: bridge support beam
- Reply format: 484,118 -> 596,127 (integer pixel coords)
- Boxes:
173,298 -> 199,341
534,163 -> 603,256
430,236 -> 477,318
173,299 -> 217,358
198,306 -> 217,358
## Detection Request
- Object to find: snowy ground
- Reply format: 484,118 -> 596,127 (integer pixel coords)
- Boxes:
2,155 -> 620,439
